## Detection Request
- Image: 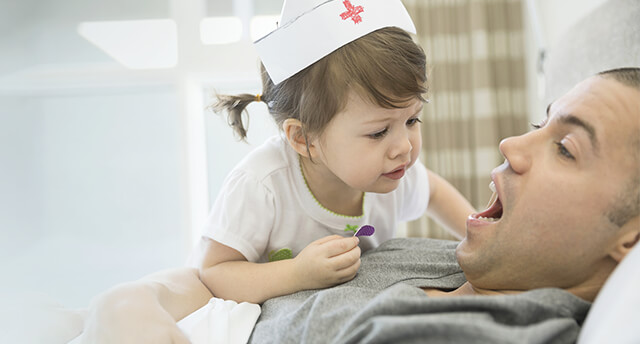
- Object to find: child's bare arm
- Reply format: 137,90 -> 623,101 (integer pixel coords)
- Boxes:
426,170 -> 476,239
199,235 -> 361,304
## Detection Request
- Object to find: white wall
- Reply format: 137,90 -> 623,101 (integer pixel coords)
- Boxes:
0,90 -> 190,307
523,0 -> 609,123
0,96 -> 44,250
0,0 -> 280,308
536,0 -> 609,49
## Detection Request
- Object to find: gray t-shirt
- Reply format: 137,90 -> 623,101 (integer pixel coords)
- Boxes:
250,238 -> 591,344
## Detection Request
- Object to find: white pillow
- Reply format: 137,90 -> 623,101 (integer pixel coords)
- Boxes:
578,244 -> 640,343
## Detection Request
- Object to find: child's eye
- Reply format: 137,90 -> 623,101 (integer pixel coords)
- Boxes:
555,142 -> 575,160
407,117 -> 422,126
368,128 -> 388,139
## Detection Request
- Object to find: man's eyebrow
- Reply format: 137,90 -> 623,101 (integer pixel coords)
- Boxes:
557,113 -> 600,153
546,101 -> 599,153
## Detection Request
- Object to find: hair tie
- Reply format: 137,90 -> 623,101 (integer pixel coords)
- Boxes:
255,94 -> 262,102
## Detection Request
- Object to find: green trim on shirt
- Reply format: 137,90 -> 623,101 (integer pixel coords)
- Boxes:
298,158 -> 365,219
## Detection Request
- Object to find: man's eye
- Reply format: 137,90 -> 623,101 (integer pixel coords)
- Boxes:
555,142 -> 575,160
530,120 -> 547,130
369,128 -> 388,139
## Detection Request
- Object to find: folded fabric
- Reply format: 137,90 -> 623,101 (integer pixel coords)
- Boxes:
177,297 -> 261,344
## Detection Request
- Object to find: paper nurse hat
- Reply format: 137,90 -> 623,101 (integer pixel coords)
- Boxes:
254,0 -> 417,85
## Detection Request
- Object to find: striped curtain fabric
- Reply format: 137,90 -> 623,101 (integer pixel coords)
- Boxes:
402,0 -> 529,239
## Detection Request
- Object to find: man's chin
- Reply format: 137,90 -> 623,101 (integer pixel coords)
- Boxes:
454,235 -> 494,274
454,238 -> 472,266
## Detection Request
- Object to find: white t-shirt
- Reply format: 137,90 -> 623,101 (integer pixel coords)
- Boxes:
202,135 -> 430,263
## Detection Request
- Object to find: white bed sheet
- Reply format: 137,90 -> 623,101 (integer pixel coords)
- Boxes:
177,297 -> 261,344
578,243 -> 640,344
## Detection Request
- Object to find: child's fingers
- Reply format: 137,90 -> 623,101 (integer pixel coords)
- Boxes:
336,257 -> 361,283
312,234 -> 344,245
323,236 -> 360,258
330,245 -> 361,270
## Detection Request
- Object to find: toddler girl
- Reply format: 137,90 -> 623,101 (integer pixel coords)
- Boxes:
198,0 -> 475,304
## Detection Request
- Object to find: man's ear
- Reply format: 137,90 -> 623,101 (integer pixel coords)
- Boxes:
283,118 -> 313,158
609,216 -> 640,263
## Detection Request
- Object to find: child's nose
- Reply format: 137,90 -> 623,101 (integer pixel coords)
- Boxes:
389,131 -> 413,159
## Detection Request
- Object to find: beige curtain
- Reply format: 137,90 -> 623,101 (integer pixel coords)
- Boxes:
402,0 -> 529,239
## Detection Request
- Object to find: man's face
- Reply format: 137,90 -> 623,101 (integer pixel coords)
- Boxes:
456,76 -> 640,293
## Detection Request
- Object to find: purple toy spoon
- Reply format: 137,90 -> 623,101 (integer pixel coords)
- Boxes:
354,225 -> 375,237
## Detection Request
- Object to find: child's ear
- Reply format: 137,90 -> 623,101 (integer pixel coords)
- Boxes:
609,216 -> 640,263
283,118 -> 313,158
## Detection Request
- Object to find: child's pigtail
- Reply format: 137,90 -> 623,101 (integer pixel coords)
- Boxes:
211,93 -> 262,141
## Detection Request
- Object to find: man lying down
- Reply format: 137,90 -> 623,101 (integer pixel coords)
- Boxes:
78,68 -> 640,343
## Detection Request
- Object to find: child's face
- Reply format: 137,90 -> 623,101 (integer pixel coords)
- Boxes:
310,90 -> 424,194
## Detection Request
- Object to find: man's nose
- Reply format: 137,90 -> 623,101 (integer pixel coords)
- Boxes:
499,133 -> 532,174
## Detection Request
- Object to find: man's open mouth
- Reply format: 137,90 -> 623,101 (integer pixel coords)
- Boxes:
473,181 -> 503,222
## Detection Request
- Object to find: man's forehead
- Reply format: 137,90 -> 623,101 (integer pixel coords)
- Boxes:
547,76 -> 639,133
549,77 -> 607,113
545,76 -> 640,165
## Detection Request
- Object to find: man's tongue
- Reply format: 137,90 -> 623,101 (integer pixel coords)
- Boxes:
477,195 -> 502,221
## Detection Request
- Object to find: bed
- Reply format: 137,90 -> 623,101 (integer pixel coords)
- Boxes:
4,237 -> 640,343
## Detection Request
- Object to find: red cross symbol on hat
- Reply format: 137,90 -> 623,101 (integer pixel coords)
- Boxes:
340,0 -> 364,24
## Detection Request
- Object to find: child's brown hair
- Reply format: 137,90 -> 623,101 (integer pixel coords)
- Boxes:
213,27 -> 428,141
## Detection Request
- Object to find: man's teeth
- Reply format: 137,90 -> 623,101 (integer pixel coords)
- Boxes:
485,181 -> 498,208
478,216 -> 499,222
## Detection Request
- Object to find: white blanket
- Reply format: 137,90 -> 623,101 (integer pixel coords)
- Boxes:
177,297 -> 261,344
67,297 -> 260,344
4,294 -> 260,344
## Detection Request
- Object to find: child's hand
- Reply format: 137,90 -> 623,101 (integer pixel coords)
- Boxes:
293,235 -> 361,290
